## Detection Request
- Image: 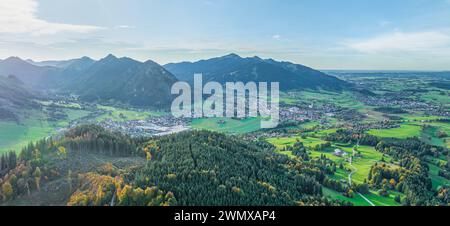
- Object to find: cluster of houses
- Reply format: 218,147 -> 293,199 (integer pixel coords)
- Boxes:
362,95 -> 448,116
280,104 -> 340,123
97,116 -> 190,137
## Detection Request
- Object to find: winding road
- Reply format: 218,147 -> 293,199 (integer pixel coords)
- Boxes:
348,143 -> 375,206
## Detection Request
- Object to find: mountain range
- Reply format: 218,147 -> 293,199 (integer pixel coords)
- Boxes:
26,58 -> 94,69
164,53 -> 349,91
0,75 -> 38,122
0,54 -> 350,108
1,55 -> 178,108
0,57 -> 58,87
61,55 -> 178,108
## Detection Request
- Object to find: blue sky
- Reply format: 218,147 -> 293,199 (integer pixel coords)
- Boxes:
1,0 -> 450,70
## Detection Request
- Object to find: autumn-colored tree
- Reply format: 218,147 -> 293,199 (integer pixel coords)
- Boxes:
118,184 -> 133,205
57,146 -> 67,158
144,186 -> 157,199
348,189 -> 355,198
2,182 -> 13,202
166,173 -> 177,180
34,167 -> 42,191
232,186 -> 242,194
146,152 -> 152,161
389,178 -> 397,188
100,163 -> 114,176
166,191 -> 177,206
132,187 -> 145,205
95,185 -> 105,206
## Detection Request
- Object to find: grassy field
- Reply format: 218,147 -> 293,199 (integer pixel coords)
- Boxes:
322,187 -> 372,206
1,104 -> 168,153
328,168 -> 349,183
368,124 -> 422,139
297,121 -> 320,130
429,122 -> 450,148
281,91 -> 368,110
310,144 -> 393,184
55,109 -> 91,127
268,135 -> 348,162
96,105 -> 166,122
365,191 -> 402,206
401,115 -> 445,122
420,126 -> 446,147
0,110 -> 56,153
191,117 -> 261,134
267,134 -> 393,184
267,132 -> 401,206
267,136 -> 327,149
425,122 -> 450,134
312,128 -> 338,137
268,136 -> 329,159
427,163 -> 450,190
0,120 -> 53,153
419,91 -> 450,107
417,121 -> 450,148
0,108 -> 92,153
343,145 -> 392,184
300,91 -> 367,110
323,187 -> 401,206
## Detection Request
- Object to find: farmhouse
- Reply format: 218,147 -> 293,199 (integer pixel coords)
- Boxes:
333,149 -> 347,157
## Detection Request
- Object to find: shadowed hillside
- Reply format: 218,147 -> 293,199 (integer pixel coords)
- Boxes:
165,54 -> 350,91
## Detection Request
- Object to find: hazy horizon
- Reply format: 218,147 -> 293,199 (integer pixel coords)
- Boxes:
3,54 -> 450,72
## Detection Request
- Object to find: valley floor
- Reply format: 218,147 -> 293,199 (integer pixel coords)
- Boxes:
1,74 -> 449,206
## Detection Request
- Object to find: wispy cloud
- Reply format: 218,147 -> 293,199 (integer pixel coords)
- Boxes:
0,0 -> 103,36
272,34 -> 282,41
48,37 -> 142,50
345,31 -> 450,54
114,25 -> 136,29
378,20 -> 391,27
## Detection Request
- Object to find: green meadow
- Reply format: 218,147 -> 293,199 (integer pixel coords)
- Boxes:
0,120 -> 53,154
368,124 -> 422,139
364,191 -> 403,206
337,145 -> 392,184
1,105 -> 118,153
420,126 -> 446,147
0,108 -> 89,153
267,134 -> 394,184
267,132 -> 401,206
0,104 -> 172,154
417,121 -> 450,148
419,91 -> 450,107
300,91 -> 367,110
427,163 -> 450,190
191,117 -> 261,134
322,187 -> 373,206
267,136 -> 327,149
322,187 -> 401,206
0,111 -> 60,152
400,115 -> 445,122
96,105 -> 166,122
